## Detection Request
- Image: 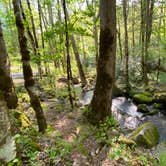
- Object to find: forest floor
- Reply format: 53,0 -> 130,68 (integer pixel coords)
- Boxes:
10,75 -> 157,166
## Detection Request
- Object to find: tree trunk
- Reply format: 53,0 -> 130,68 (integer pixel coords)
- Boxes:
61,0 -> 87,87
117,20 -> 123,61
0,22 -> 18,109
62,0 -> 74,108
70,35 -> 87,87
0,96 -> 16,163
132,2 -> 135,57
26,0 -> 42,79
12,0 -> 47,133
123,0 -> 130,92
37,0 -> 50,75
89,0 -> 116,123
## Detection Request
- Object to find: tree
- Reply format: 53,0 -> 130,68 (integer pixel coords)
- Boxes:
61,0 -> 87,87
123,0 -> 130,92
12,0 -> 47,133
0,21 -> 18,109
88,0 -> 116,123
0,21 -> 17,164
140,0 -> 155,85
26,0 -> 42,79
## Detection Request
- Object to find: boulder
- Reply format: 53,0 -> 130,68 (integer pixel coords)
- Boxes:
143,109 -> 159,116
129,122 -> 159,148
133,93 -> 153,104
154,92 -> 166,105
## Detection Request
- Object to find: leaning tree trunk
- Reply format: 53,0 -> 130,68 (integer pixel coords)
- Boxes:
89,0 -> 116,124
12,0 -> 47,133
0,21 -> 18,109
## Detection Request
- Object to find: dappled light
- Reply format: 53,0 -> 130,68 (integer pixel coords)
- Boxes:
0,0 -> 165,165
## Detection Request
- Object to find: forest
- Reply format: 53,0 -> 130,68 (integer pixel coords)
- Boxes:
0,0 -> 166,165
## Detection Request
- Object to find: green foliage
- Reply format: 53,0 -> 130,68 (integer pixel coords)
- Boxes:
95,116 -> 118,143
109,143 -> 131,161
159,152 -> 166,166
135,155 -> 149,166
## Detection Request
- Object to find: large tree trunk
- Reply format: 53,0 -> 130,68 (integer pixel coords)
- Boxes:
0,22 -> 17,164
89,0 -> 116,123
12,0 -> 47,133
0,22 -> 18,109
0,96 -> 16,164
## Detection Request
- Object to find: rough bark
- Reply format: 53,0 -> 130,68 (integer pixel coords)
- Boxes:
89,0 -> 116,123
0,96 -> 16,163
12,0 -> 47,133
0,22 -> 18,109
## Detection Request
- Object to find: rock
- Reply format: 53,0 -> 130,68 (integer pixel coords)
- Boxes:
72,78 -> 79,84
137,104 -> 149,113
133,93 -> 153,104
118,135 -> 136,147
144,109 -> 159,116
129,122 -> 159,148
112,84 -> 123,97
153,103 -> 164,109
57,77 -> 68,83
154,92 -> 166,105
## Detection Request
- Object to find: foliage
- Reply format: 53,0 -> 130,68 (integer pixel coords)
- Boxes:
95,116 -> 118,143
159,152 -> 166,166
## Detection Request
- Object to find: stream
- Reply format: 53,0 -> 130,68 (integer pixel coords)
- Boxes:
80,90 -> 166,143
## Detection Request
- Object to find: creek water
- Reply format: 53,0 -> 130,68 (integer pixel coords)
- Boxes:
80,90 -> 166,142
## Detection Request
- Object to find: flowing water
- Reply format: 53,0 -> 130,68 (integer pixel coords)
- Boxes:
80,90 -> 166,142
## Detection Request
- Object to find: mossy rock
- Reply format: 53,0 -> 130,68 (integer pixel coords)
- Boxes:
153,103 -> 164,109
137,104 -> 149,113
133,93 -> 153,104
129,122 -> 159,148
154,92 -> 166,104
144,109 -> 159,116
118,135 -> 136,147
112,84 -> 123,97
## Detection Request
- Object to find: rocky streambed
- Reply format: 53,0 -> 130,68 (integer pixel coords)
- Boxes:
80,89 -> 166,155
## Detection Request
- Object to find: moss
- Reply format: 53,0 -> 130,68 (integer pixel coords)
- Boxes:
118,136 -> 136,147
153,103 -> 164,109
129,122 -> 159,148
137,104 -> 149,113
133,93 -> 153,104
154,92 -> 166,104
144,109 -> 159,116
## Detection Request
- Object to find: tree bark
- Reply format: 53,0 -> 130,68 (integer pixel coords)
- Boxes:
12,0 -> 47,133
89,0 -> 116,123
0,22 -> 18,109
0,96 -> 16,163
